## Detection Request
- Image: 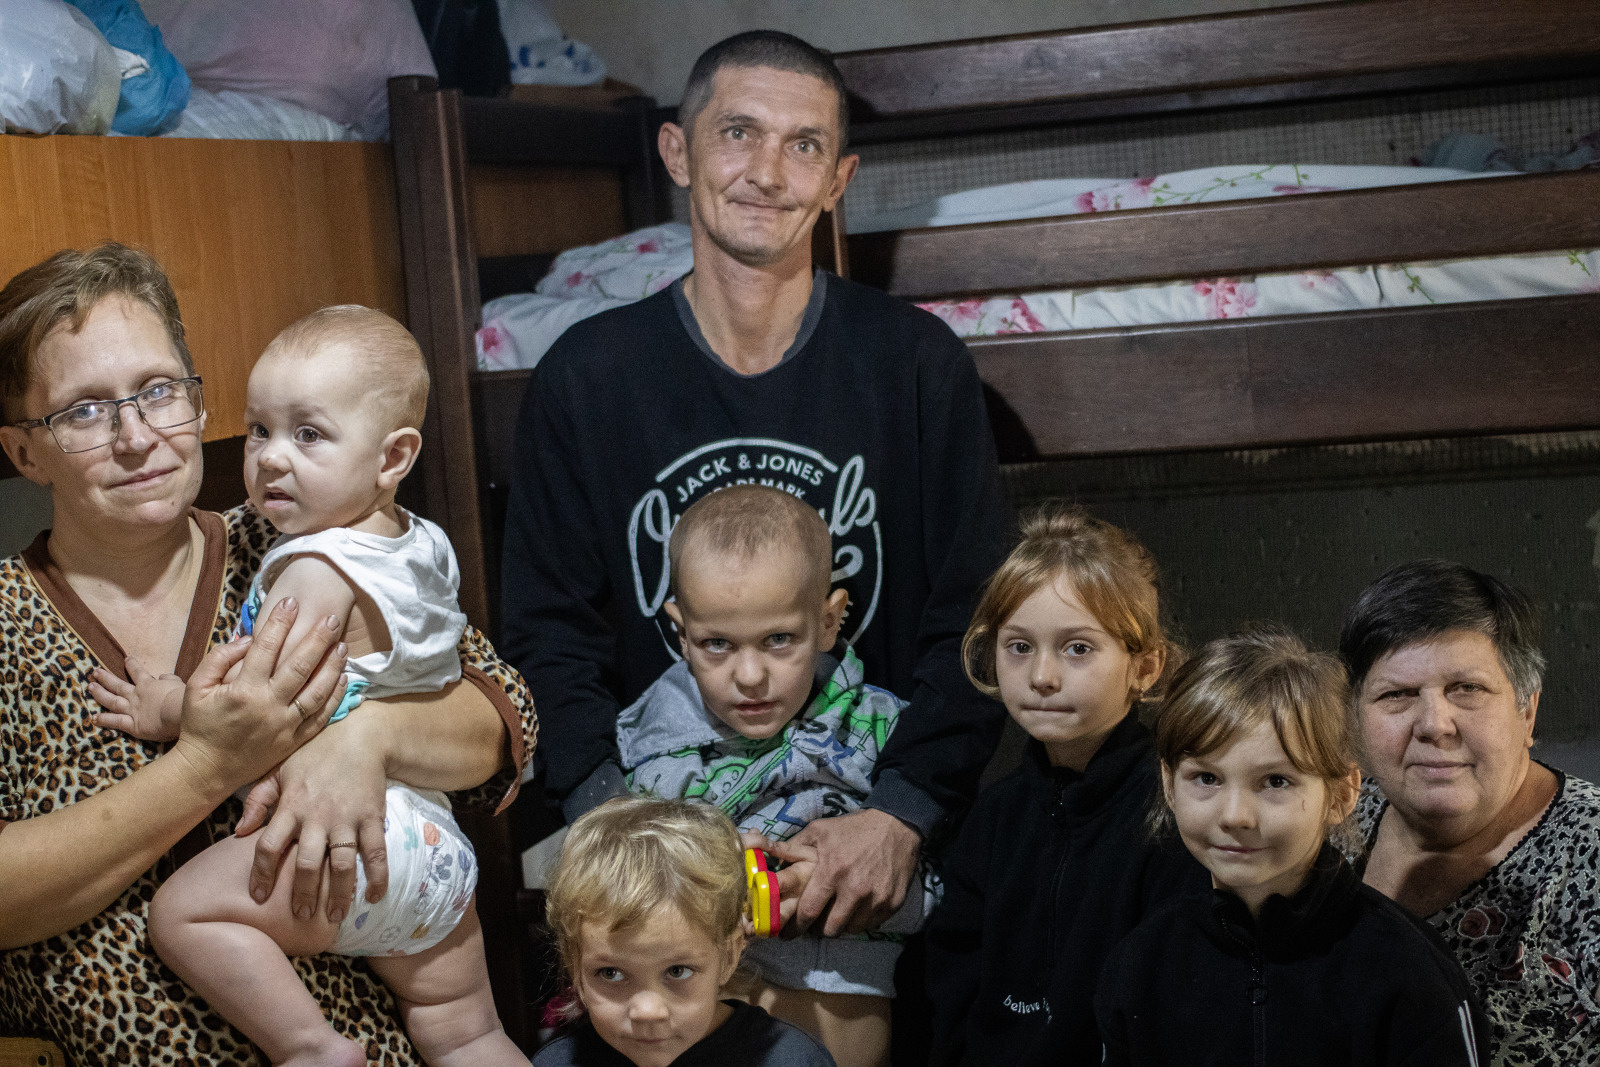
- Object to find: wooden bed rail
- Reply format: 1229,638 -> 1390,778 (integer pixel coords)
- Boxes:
970,293 -> 1600,460
388,75 -> 492,632
850,170 -> 1600,298
837,0 -> 1600,142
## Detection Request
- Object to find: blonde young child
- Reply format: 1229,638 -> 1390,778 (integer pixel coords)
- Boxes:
924,504 -> 1208,1066
90,306 -> 524,1067
1094,627 -> 1489,1066
536,797 -> 835,1067
613,485 -> 934,1067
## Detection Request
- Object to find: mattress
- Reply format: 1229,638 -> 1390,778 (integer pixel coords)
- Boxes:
475,165 -> 1599,370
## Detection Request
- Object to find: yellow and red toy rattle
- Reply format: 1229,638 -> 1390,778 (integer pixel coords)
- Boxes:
744,848 -> 782,938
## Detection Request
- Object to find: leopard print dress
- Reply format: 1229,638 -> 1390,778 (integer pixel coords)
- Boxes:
0,506 -> 537,1066
1357,767 -> 1600,1066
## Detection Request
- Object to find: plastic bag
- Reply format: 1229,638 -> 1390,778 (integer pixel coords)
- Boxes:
497,0 -> 605,86
66,0 -> 190,135
140,0 -> 437,140
0,0 -> 121,133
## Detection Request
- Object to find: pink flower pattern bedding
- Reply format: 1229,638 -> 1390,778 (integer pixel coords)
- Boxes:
476,165 -> 1599,370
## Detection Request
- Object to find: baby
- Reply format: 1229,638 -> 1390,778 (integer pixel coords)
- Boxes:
92,306 -> 523,1066
537,796 -> 835,1067
616,484 -> 933,1067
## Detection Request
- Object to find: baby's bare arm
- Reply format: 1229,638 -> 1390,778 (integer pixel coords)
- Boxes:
260,556 -> 360,657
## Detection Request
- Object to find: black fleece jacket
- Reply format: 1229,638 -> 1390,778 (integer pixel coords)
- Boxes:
500,272 -> 1007,837
1095,846 -> 1490,1067
925,714 -> 1210,1065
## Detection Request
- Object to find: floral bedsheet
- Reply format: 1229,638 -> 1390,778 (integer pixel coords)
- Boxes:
475,164 -> 1600,368
921,250 -> 1600,339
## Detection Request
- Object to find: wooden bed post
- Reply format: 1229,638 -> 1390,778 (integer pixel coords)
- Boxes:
388,76 -> 533,1053
387,75 -> 492,634
813,201 -> 850,279
616,95 -> 668,231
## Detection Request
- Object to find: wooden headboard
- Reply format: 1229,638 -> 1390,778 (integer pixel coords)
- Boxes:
1,134 -> 405,480
838,0 -> 1600,143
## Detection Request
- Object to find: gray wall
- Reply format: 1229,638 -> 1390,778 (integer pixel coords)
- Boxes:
1006,435 -> 1600,771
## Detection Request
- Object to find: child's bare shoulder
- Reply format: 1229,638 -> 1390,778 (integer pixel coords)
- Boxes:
266,553 -> 359,607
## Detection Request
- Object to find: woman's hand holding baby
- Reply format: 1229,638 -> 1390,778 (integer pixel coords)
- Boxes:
235,708 -> 389,923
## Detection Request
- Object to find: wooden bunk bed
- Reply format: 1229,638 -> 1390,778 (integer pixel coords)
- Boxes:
837,0 -> 1600,461
386,0 -> 1600,1042
390,0 -> 1600,634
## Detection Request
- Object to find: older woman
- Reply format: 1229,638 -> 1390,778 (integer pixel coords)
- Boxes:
0,244 -> 535,1064
1341,559 -> 1599,1065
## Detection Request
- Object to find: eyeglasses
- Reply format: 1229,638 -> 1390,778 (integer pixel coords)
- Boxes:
8,376 -> 205,454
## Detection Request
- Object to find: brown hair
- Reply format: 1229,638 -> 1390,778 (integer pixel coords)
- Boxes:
260,305 -> 429,430
545,797 -> 746,991
962,502 -> 1174,699
1154,625 -> 1361,849
0,243 -> 191,422
668,484 -> 833,603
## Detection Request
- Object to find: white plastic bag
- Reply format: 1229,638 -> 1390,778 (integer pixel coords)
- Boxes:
497,0 -> 605,86
0,0 -> 121,133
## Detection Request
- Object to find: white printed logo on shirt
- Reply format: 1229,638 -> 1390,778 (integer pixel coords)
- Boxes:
627,437 -> 883,659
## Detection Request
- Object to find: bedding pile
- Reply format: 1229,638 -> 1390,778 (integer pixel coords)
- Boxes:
474,160 -> 1600,370
478,224 -> 692,371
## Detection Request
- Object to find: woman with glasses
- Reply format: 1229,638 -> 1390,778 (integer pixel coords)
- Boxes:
0,244 -> 535,1064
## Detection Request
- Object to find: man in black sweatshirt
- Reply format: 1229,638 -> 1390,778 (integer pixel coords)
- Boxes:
500,30 -> 1007,937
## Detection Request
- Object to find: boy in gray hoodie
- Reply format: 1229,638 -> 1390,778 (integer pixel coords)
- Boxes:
616,485 -> 933,1067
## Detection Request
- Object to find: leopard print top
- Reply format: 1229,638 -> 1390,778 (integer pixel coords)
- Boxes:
0,506 -> 537,1065
1357,767 -> 1600,1066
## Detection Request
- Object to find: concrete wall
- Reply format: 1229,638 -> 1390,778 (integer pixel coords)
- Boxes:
544,0 -> 1317,106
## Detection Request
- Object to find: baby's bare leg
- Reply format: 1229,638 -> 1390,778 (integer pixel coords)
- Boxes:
367,903 -> 525,1066
727,972 -> 891,1067
149,832 -> 364,1067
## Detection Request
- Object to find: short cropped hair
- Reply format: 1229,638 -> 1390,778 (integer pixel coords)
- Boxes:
0,243 -> 192,422
679,30 -> 849,149
668,484 -> 833,603
962,502 -> 1175,699
1339,559 -> 1545,709
1155,625 -> 1361,851
545,797 -> 746,989
262,305 -> 429,430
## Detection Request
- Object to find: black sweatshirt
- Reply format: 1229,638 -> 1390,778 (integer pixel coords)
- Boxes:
532,1000 -> 836,1066
925,714 -> 1211,1065
1094,846 -> 1490,1067
500,272 -> 1008,835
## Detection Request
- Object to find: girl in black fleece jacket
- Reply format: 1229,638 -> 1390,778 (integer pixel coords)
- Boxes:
1095,628 -> 1489,1067
925,506 -> 1209,1065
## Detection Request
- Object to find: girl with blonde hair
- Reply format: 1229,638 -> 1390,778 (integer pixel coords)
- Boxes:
925,503 -> 1207,1065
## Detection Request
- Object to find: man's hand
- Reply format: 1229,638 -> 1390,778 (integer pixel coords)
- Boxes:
90,655 -> 186,741
778,808 -> 921,937
234,711 -> 387,925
